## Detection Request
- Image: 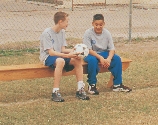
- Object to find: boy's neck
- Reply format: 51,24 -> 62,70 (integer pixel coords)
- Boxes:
93,28 -> 102,35
52,25 -> 61,33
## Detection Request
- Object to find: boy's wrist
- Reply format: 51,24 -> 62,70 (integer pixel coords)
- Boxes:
107,57 -> 112,60
98,55 -> 104,60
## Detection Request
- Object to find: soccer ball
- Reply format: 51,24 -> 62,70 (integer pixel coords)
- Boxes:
73,44 -> 89,58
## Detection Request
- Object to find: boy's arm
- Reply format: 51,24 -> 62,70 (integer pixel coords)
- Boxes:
89,49 -> 104,60
61,46 -> 73,54
89,49 -> 115,68
89,49 -> 115,61
48,48 -> 68,58
107,50 -> 115,61
48,48 -> 77,58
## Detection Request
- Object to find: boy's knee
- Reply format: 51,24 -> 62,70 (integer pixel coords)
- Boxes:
113,54 -> 121,62
85,55 -> 98,63
56,58 -> 65,66
71,58 -> 82,65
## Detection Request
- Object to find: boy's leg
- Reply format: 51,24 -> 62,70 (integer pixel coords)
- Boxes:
108,55 -> 122,85
54,58 -> 65,88
84,55 -> 99,95
99,52 -> 122,84
99,52 -> 132,92
108,55 -> 132,92
69,58 -> 90,100
45,56 -> 65,102
69,58 -> 83,82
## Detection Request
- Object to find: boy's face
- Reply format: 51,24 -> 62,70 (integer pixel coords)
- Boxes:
92,20 -> 105,34
59,17 -> 69,30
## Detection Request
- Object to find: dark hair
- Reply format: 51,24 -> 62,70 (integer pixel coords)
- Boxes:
93,14 -> 104,21
54,11 -> 69,24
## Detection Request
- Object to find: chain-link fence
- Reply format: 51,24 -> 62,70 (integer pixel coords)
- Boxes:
0,0 -> 158,48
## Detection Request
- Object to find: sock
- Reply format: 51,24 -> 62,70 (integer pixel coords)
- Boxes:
114,84 -> 120,87
52,88 -> 59,93
89,84 -> 95,87
77,81 -> 85,91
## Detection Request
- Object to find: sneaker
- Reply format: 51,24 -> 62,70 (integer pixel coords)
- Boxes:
76,87 -> 90,100
88,84 -> 99,95
113,84 -> 132,92
52,91 -> 65,102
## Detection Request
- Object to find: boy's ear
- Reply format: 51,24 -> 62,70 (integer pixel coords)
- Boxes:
103,22 -> 105,26
92,21 -> 94,26
58,20 -> 63,24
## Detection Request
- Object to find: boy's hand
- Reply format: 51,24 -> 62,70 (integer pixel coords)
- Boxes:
73,53 -> 82,59
68,52 -> 81,59
99,57 -> 105,67
99,57 -> 111,68
102,59 -> 111,68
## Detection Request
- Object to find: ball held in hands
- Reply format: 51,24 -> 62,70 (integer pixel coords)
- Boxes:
73,44 -> 89,58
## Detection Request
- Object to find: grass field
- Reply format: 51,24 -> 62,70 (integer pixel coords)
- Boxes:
0,37 -> 158,125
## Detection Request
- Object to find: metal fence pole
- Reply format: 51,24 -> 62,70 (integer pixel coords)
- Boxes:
129,0 -> 132,42
72,0 -> 74,11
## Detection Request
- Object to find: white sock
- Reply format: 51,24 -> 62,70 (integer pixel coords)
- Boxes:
114,84 -> 120,87
77,81 -> 85,91
52,88 -> 59,93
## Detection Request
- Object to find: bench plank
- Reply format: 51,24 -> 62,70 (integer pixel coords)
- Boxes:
0,58 -> 132,82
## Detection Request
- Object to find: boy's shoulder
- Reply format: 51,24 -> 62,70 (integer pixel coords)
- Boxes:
84,28 -> 94,36
44,27 -> 51,32
85,27 -> 93,33
42,27 -> 52,35
42,28 -> 65,36
103,28 -> 111,34
43,28 -> 65,33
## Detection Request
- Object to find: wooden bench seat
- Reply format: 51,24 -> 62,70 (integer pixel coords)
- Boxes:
0,58 -> 132,87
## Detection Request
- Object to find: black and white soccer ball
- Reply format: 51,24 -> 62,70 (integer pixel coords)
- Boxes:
73,44 -> 89,58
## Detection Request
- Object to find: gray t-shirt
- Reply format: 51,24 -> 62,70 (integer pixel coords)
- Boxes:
39,27 -> 67,64
83,27 -> 115,53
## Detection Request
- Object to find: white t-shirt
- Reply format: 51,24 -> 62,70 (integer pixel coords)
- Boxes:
83,27 -> 115,53
39,27 -> 67,63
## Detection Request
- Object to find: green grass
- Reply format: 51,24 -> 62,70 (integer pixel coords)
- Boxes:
0,48 -> 39,56
0,38 -> 158,124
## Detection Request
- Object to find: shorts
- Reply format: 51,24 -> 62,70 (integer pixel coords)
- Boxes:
45,56 -> 74,72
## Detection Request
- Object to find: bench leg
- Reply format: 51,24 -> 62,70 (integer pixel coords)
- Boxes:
107,73 -> 114,88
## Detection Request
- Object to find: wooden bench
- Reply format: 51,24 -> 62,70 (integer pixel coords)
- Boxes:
0,58 -> 132,88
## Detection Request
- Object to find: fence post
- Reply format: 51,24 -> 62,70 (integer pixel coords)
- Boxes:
129,0 -> 132,42
72,0 -> 74,11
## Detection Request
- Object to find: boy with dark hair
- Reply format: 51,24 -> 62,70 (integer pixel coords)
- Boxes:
83,14 -> 132,95
40,12 -> 90,102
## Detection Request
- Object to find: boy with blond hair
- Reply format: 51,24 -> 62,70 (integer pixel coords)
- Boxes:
40,12 -> 90,102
